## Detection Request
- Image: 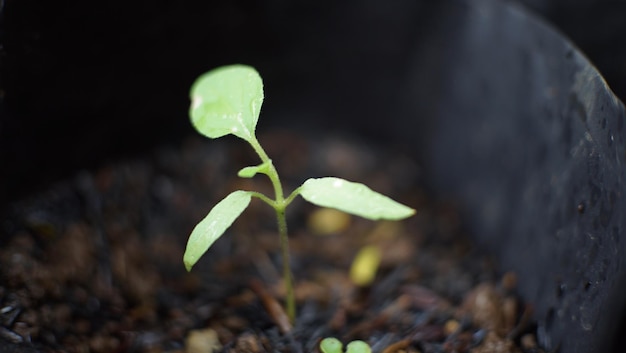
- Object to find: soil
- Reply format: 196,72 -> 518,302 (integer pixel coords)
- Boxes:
0,130 -> 544,353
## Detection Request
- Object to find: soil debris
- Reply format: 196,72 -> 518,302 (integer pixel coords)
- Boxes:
1,133 -> 545,353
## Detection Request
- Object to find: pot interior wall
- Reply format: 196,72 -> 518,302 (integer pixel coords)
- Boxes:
399,3 -> 626,353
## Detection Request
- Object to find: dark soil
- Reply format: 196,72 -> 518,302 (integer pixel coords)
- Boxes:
0,130 -> 544,353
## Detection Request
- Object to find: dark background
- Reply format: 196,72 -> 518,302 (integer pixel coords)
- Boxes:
1,0 -> 625,209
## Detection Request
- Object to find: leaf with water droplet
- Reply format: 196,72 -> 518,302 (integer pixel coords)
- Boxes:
184,190 -> 252,271
189,65 -> 263,142
299,177 -> 415,220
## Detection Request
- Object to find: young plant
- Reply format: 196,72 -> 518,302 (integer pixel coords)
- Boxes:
320,338 -> 372,353
183,64 -> 415,323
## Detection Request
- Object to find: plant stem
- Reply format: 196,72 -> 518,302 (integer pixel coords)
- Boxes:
248,136 -> 296,323
275,204 -> 295,322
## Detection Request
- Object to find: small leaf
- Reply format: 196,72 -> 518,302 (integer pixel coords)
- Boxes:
346,341 -> 372,353
237,160 -> 272,178
184,190 -> 252,271
189,65 -> 263,142
300,177 -> 415,221
320,338 -> 343,353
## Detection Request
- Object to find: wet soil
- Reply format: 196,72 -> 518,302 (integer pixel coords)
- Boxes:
0,130 -> 544,353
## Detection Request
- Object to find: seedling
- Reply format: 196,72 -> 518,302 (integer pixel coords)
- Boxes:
183,64 -> 415,323
320,338 -> 372,353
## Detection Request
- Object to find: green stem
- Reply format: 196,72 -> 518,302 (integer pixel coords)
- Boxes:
247,136 -> 296,323
276,204 -> 295,322
285,186 -> 303,207
248,191 -> 276,208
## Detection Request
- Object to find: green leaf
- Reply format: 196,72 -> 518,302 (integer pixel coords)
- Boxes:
320,338 -> 343,353
184,190 -> 252,271
189,64 -> 263,142
237,160 -> 272,178
346,341 -> 372,353
300,177 -> 415,221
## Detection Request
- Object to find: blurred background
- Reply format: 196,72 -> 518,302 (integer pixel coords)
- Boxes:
1,0 -> 625,206
1,0 -> 625,209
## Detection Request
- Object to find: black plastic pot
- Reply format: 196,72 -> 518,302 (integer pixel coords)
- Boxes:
403,3 -> 626,353
2,1 -> 625,352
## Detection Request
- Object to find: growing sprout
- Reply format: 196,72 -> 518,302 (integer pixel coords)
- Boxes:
184,64 -> 415,323
320,338 -> 372,353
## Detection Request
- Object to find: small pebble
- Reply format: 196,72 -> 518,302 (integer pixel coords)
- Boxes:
185,328 -> 221,353
521,333 -> 537,349
443,319 -> 460,335
462,283 -> 504,333
471,331 -> 515,353
232,332 -> 263,353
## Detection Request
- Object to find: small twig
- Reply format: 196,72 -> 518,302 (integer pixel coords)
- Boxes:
381,339 -> 411,353
252,249 -> 281,283
249,278 -> 293,334
345,294 -> 412,339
